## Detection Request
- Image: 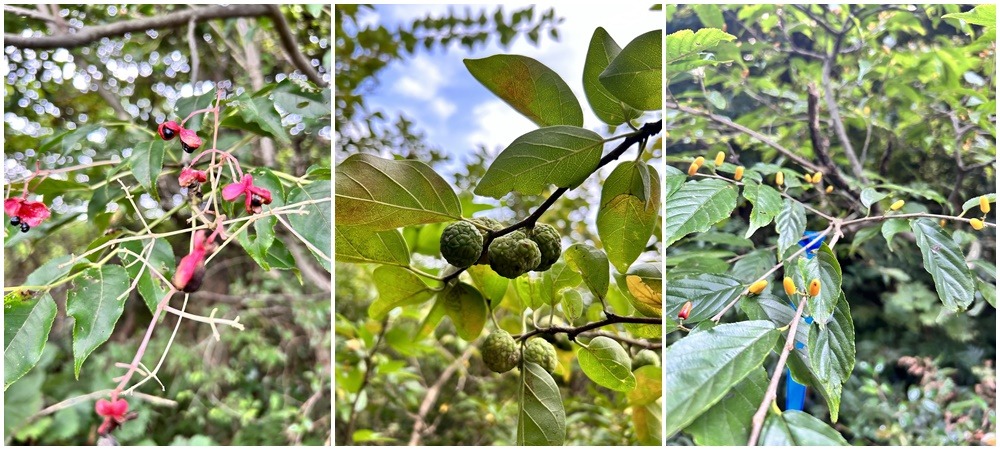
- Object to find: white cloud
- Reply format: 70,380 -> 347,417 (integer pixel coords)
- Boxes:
430,98 -> 456,120
392,54 -> 447,100
465,100 -> 536,150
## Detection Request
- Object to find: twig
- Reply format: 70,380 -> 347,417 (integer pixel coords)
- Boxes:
407,346 -> 477,446
266,5 -> 328,87
747,297 -> 808,446
342,317 -> 389,445
25,390 -> 177,423
515,313 -> 661,343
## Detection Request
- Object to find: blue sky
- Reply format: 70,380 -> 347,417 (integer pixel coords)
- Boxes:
357,3 -> 662,178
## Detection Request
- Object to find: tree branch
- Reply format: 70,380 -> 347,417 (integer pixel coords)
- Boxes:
515,313 -> 661,343
4,5 -> 272,50
820,15 -> 868,183
407,346 -> 476,446
747,296 -> 808,446
807,83 -> 860,201
266,5 -> 328,88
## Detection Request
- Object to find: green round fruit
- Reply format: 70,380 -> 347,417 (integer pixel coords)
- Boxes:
488,231 -> 541,278
523,338 -> 557,373
440,221 -> 484,268
470,217 -> 503,232
482,330 -> 520,373
631,349 -> 661,370
527,223 -> 562,272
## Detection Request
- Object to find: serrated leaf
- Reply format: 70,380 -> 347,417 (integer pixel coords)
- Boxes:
801,244 -> 842,325
743,180 -> 783,238
128,140 -> 165,193
4,293 -> 57,390
807,293 -> 855,422
881,219 -> 909,252
336,154 -> 460,230
760,410 -> 849,445
599,30 -> 662,111
335,226 -> 409,267
517,362 -> 566,445
578,336 -> 636,391
665,273 -> 744,323
464,55 -> 583,127
597,161 -> 660,273
238,168 -> 284,269
685,367 -> 767,446
664,28 -> 736,80
288,180 -> 332,271
583,27 -> 641,126
120,240 -> 174,313
943,4 -> 996,28
776,199 -> 807,254
731,249 -> 776,283
368,266 -> 435,320
66,265 -> 130,378
442,282 -> 487,341
476,126 -> 604,198
235,93 -> 291,144
664,179 -> 739,248
910,218 -> 976,311
860,187 -> 887,212
563,243 -> 610,300
664,320 -> 779,438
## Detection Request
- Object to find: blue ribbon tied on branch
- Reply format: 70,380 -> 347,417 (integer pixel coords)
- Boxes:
785,231 -> 824,411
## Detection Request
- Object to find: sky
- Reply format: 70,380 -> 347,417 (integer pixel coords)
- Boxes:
357,3 -> 662,174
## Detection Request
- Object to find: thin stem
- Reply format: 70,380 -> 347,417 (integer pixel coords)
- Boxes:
747,297 -> 808,446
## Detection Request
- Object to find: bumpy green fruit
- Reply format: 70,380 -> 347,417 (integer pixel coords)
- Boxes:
524,338 -> 557,373
470,217 -> 503,231
488,231 -> 541,278
527,223 -> 561,271
440,221 -> 483,268
631,349 -> 661,370
482,330 -> 519,373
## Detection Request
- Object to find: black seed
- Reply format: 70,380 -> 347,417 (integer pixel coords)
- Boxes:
250,194 -> 263,207
182,268 -> 205,293
181,142 -> 195,153
20,223 -> 30,233
10,216 -> 20,226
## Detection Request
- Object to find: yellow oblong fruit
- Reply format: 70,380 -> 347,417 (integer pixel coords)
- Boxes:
694,156 -> 705,166
890,200 -> 905,211
804,173 -> 813,183
808,279 -> 821,297
971,218 -> 985,230
688,162 -> 699,176
775,171 -> 784,186
734,166 -> 745,181
813,172 -> 823,183
714,151 -> 725,166
748,279 -> 768,295
980,196 -> 991,214
825,185 -> 833,193
783,277 -> 797,296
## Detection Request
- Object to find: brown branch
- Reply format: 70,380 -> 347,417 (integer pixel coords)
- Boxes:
748,297 -> 808,446
3,5 -> 61,24
4,5 -> 272,50
820,13 -> 868,183
407,346 -> 476,446
515,313 -> 661,343
266,5 -> 328,88
806,83 -> 860,201
342,317 -> 389,445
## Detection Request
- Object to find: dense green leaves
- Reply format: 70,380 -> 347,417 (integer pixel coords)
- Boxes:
476,126 -> 604,198
943,4 -> 996,27
65,265 -> 131,378
120,239 -> 175,313
775,199 -> 807,255
517,362 -> 565,445
335,226 -> 409,267
577,336 -> 636,391
664,320 -> 779,438
583,27 -> 640,126
664,273 -> 744,323
664,28 -> 736,78
464,54 -> 583,127
807,293 -> 856,422
563,243 -> 610,300
910,219 -> 976,311
238,168 -> 284,270
664,179 -> 739,248
759,410 -> 849,445
336,154 -> 461,230
368,266 -> 435,320
599,30 -> 662,111
442,282 -> 487,341
597,161 -> 660,273
685,367 -> 767,445
4,293 -> 57,390
128,140 -> 165,193
288,180 -> 333,271
742,180 -> 783,238
799,244 -> 843,326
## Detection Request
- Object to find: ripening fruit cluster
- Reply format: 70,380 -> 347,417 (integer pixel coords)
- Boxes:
969,195 -> 991,231
439,219 -> 562,279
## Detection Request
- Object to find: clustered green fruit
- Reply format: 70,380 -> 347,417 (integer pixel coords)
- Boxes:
631,349 -> 661,370
481,330 -> 520,373
527,223 -> 562,271
439,221 -> 485,268
523,338 -> 557,373
488,230 -> 541,278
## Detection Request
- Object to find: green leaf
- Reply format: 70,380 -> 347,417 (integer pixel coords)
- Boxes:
664,28 -> 736,79
597,161 -> 660,273
563,243 -> 610,300
743,180 -> 783,238
336,154 -> 460,230
759,410 -> 849,445
693,5 -> 726,28
685,367 -> 767,446
4,293 -> 57,390
467,265 -> 508,308
943,4 -> 996,28
807,293 -> 855,423
120,239 -> 174,313
24,255 -> 73,287
234,93 -> 291,144
475,126 -> 604,198
665,273 -> 744,323
801,244 -> 842,326
66,265 -> 130,378
776,199 -> 807,255
287,180 -> 333,271
514,274 -> 550,311
961,193 -> 995,215
442,282 -> 487,341
632,401 -> 662,446
578,336 -> 636,392
731,249 -> 776,283
860,187 -> 887,212
335,226 -> 409,267
664,320 -> 779,438
664,179 -> 739,248
561,289 -> 584,320
128,140 -> 165,194
368,266 -> 435,320
464,54 -> 583,127
272,80 -> 330,119
599,30 -> 662,111
517,362 -> 566,445
542,262 -> 582,303
582,27 -> 640,126
881,218 -> 909,252
237,168 -> 284,269
624,263 -> 663,317
174,90 -> 217,131
910,218 -> 976,311
664,164 -> 686,199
